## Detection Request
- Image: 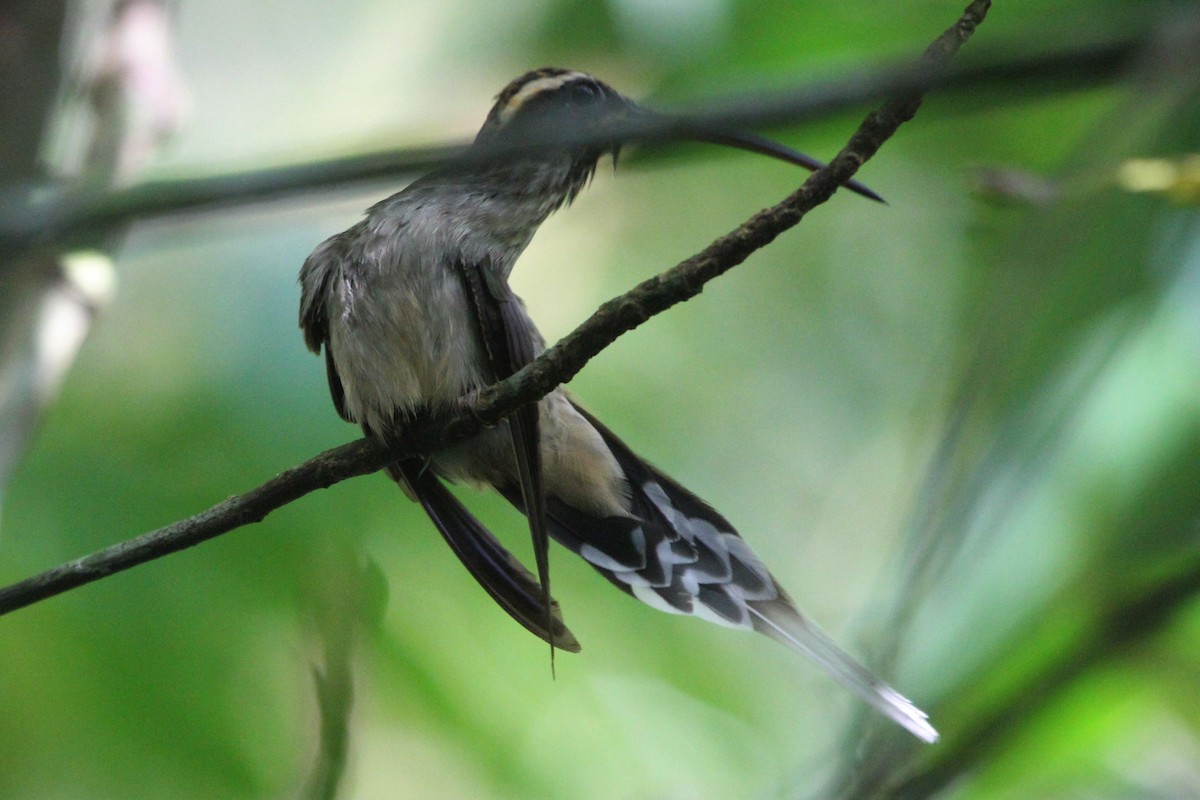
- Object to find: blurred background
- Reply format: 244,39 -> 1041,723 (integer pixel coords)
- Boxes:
2,0 -> 1200,798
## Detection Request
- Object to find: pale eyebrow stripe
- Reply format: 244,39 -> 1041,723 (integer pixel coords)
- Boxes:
498,71 -> 591,124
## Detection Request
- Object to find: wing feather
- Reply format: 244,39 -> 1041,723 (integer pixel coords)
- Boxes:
457,260 -> 554,656
299,231 -> 354,422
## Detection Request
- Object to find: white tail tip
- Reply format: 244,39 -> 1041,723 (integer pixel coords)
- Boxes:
874,684 -> 939,743
748,603 -> 939,743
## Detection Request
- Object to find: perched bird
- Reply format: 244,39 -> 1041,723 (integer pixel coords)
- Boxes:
299,68 -> 936,743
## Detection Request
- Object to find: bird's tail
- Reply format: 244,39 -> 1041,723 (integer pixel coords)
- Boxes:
531,402 -> 937,742
391,460 -> 580,653
747,596 -> 938,742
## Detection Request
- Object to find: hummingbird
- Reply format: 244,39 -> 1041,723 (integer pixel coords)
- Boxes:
299,67 -> 936,743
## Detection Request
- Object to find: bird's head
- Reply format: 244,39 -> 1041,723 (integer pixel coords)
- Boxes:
474,68 -> 629,169
472,67 -> 883,203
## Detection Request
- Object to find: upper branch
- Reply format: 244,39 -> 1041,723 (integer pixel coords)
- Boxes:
0,0 -> 993,618
0,19 -> 1145,260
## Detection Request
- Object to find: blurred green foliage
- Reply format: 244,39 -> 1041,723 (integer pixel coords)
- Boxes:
3,1 -> 1200,798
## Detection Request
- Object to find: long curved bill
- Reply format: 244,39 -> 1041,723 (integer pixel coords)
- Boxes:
683,125 -> 885,203
612,101 -> 885,203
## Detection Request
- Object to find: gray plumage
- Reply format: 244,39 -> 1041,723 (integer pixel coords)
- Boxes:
299,68 -> 936,742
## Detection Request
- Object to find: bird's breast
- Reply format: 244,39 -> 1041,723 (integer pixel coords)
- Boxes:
326,230 -> 490,435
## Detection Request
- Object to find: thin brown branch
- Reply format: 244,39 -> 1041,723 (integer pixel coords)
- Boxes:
0,0 -> 992,619
0,438 -> 388,614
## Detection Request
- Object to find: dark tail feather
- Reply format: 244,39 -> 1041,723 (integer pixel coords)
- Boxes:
559,402 -> 764,623
391,460 -> 580,653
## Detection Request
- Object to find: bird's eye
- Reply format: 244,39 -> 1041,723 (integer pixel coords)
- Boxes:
567,81 -> 602,105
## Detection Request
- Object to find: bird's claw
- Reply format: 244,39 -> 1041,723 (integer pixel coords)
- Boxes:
454,388 -> 495,427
